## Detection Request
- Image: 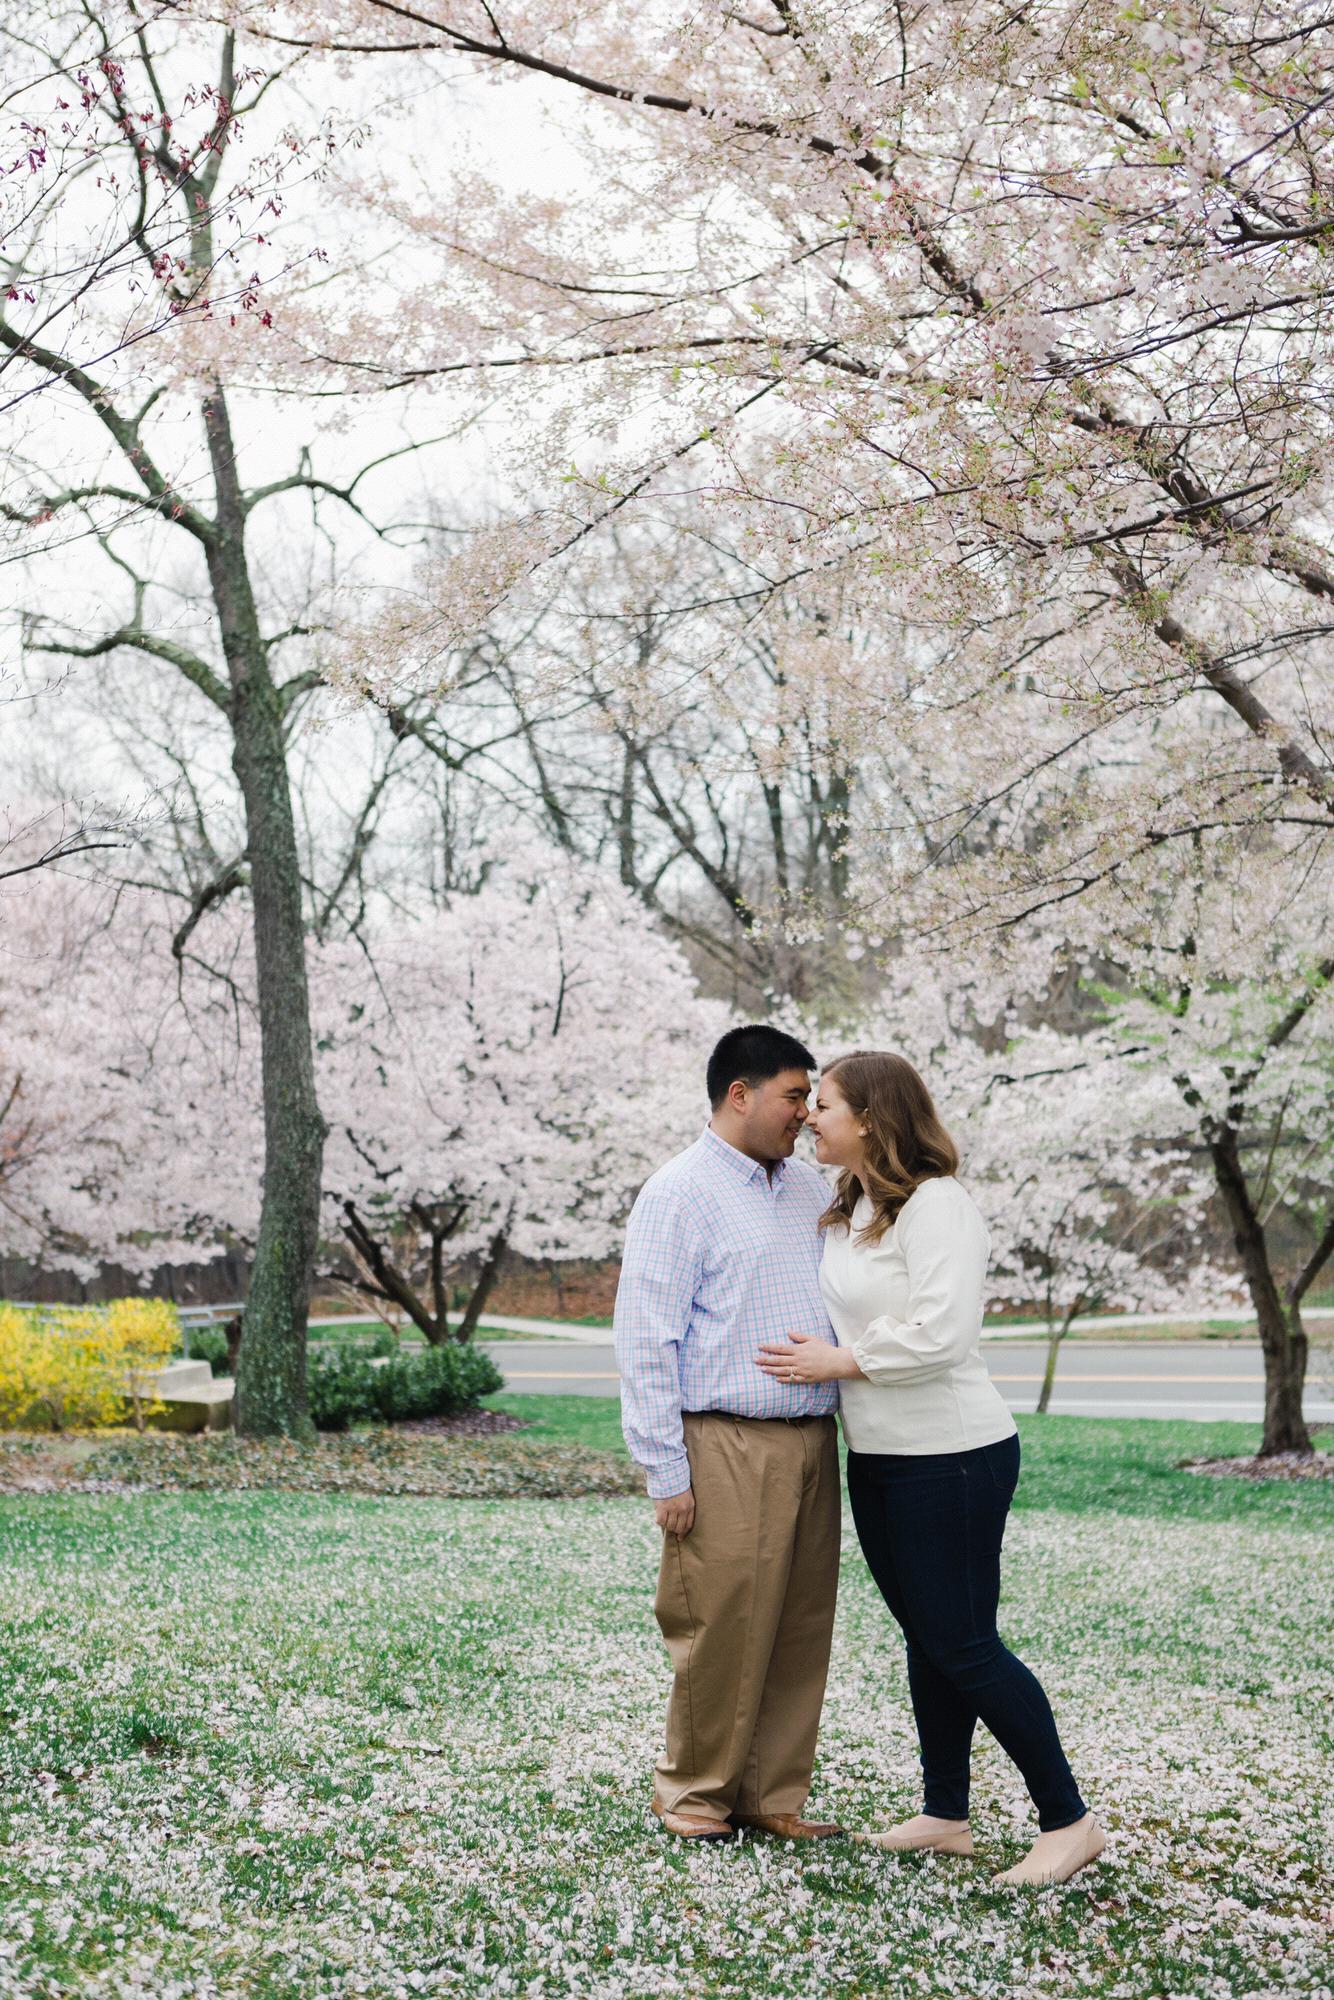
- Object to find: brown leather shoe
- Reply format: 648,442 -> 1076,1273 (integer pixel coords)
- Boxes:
651,1798 -> 736,1840
730,1812 -> 845,1841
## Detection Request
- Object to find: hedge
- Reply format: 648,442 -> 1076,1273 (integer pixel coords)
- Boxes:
306,1342 -> 504,1431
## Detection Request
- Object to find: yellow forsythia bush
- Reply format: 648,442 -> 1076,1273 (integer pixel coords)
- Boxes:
0,1298 -> 180,1431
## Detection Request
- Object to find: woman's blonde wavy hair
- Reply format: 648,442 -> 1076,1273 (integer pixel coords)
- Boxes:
818,1049 -> 959,1244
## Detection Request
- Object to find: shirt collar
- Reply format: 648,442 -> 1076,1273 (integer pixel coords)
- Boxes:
700,1124 -> 788,1188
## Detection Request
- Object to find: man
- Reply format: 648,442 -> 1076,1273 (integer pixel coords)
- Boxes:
613,1024 -> 843,1842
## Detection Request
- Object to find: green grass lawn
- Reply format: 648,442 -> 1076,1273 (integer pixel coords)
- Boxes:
0,1419 -> 1329,1998
491,1396 -> 1334,1530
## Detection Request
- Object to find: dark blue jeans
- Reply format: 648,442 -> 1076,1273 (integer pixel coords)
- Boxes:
846,1433 -> 1087,1831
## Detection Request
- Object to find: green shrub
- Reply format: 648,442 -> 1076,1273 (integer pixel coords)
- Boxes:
307,1343 -> 503,1432
306,1351 -> 373,1432
181,1326 -> 232,1375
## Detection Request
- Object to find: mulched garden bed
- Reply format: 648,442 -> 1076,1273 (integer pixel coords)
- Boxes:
0,1425 -> 642,1499
394,1409 -> 527,1436
1182,1449 -> 1334,1482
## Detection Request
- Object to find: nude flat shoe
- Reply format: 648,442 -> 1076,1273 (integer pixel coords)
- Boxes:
856,1815 -> 975,1857
992,1812 -> 1106,1887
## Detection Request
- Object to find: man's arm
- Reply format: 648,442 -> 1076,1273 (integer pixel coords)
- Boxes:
613,1186 -> 702,1531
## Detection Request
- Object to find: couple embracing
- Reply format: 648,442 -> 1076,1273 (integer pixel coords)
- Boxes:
613,1025 -> 1106,1889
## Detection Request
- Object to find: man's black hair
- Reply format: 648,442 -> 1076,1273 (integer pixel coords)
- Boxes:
706,1024 -> 817,1110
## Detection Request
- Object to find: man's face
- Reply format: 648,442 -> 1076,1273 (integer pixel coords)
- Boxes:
737,1068 -> 812,1160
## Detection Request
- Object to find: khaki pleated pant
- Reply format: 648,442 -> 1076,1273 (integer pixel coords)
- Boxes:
652,1411 -> 841,1822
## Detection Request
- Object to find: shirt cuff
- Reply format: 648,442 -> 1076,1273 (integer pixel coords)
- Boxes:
646,1455 -> 692,1500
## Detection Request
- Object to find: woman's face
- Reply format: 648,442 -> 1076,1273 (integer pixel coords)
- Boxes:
808,1070 -> 867,1170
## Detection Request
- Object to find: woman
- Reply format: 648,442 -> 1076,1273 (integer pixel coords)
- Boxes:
756,1050 -> 1104,1887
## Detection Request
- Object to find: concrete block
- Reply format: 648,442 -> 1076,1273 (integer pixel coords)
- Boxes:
144,1378 -> 235,1433
144,1360 -> 217,1397
136,1362 -> 236,1433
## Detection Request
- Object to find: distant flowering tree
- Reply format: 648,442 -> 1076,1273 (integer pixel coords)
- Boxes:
821,876 -> 1332,1452
311,852 -> 727,1340
998,857 -> 1334,1454
0,854 -> 725,1330
0,873 -> 150,1278
1100,956 -> 1334,1456
813,978 -> 1221,1409
965,1036 -> 1219,1415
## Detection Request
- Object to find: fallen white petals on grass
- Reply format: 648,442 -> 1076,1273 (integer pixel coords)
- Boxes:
0,1494 -> 1329,1999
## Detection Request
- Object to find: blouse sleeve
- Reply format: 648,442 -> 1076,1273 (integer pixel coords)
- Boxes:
847,1183 -> 989,1386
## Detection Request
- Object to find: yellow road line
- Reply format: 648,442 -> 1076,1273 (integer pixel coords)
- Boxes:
989,1373 -> 1261,1385
502,1370 -> 622,1381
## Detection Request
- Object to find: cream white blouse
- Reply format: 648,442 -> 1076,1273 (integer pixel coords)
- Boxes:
818,1176 -> 1017,1456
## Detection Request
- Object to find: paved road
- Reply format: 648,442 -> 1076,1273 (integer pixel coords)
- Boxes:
481,1338 -> 1334,1423
467,1306 -> 1334,1343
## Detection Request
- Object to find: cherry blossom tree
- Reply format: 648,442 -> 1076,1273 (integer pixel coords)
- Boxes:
998,856 -> 1334,1456
1096,920 -> 1334,1458
0,882 -> 126,1280
0,872 -> 207,1281
161,3 -> 1334,958
824,844 -> 1332,1454
313,848 -> 726,1337
265,2 -> 1330,851
964,1035 -> 1218,1415
0,852 -> 725,1326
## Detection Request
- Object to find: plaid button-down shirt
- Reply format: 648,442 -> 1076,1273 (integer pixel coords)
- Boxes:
613,1126 -> 838,1498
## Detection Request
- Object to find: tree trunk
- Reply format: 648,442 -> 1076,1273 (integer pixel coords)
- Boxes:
202,384 -> 325,1438
454,1227 -> 510,1344
1259,1304 -> 1310,1458
822,769 -> 852,906
616,743 -> 636,889
224,1312 -> 244,1379
340,1202 -> 439,1344
338,1201 -> 505,1347
1035,1333 -> 1059,1416
1209,1127 -> 1312,1457
1035,1300 -> 1078,1415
